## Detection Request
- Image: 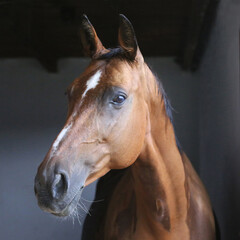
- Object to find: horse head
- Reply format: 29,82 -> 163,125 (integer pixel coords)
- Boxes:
34,15 -> 150,217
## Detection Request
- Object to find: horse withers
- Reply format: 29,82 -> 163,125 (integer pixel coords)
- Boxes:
34,15 -> 216,240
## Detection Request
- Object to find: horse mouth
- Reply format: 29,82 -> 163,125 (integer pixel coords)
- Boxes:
50,187 -> 84,217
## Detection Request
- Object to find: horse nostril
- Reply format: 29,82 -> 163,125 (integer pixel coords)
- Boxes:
51,173 -> 68,200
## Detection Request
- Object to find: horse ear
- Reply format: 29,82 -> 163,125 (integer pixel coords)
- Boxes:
79,15 -> 105,58
118,14 -> 139,61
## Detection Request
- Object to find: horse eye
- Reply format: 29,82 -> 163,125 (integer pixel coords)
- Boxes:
112,94 -> 126,105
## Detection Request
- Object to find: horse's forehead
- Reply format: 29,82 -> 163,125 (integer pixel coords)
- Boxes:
69,62 -> 104,96
73,60 -> 134,91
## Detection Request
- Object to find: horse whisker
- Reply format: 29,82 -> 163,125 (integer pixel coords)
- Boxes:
81,197 -> 105,203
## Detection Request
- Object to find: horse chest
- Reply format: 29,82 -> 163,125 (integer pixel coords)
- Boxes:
101,175 -> 165,240
101,171 -> 185,240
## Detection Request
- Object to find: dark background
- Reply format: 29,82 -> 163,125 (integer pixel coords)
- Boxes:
0,0 -> 239,239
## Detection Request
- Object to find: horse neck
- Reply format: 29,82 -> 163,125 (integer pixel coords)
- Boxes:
131,64 -> 188,230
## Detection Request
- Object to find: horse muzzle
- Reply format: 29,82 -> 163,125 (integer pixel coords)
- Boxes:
34,165 -> 86,217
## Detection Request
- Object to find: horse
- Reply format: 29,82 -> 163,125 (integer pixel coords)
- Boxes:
34,14 -> 216,240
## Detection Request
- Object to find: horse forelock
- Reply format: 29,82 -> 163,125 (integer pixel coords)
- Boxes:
96,47 -> 137,63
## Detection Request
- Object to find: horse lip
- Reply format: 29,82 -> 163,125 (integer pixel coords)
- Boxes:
51,186 -> 84,217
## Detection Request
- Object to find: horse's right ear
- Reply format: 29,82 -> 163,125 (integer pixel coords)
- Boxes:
79,15 -> 105,58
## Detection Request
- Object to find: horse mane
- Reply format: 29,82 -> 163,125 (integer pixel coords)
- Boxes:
97,47 -> 137,63
154,73 -> 182,151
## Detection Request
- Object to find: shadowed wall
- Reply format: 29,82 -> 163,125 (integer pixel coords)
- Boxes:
197,0 -> 240,239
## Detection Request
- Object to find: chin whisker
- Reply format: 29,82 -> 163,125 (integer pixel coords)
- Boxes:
69,205 -> 83,226
71,214 -> 75,225
76,210 -> 82,225
81,197 -> 105,203
77,201 -> 90,215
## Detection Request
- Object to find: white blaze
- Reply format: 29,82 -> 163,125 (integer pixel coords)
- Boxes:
52,122 -> 73,154
50,70 -> 102,157
82,70 -> 102,99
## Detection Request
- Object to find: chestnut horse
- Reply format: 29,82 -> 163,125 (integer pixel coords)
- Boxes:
34,15 -> 215,240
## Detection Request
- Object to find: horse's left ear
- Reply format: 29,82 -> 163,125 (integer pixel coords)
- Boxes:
118,14 -> 143,61
79,15 -> 105,58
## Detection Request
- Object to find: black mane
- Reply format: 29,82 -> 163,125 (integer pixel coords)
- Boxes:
156,75 -> 182,151
97,47 -> 131,61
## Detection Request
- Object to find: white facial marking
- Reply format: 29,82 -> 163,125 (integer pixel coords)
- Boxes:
82,70 -> 102,99
49,70 -> 102,158
51,122 -> 73,156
